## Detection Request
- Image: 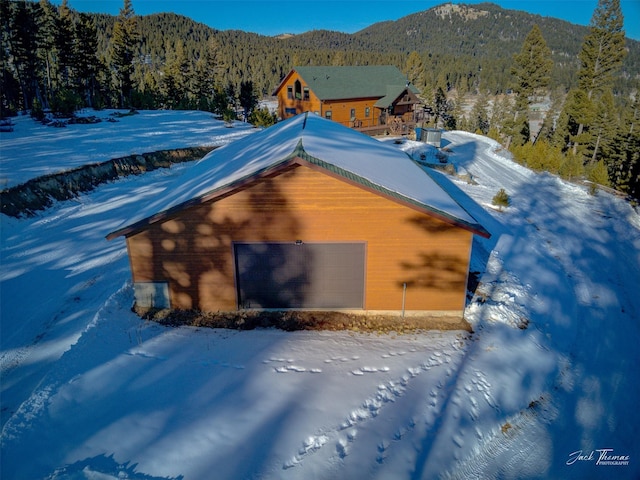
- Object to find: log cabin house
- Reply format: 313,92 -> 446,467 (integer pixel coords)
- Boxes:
107,113 -> 489,317
273,65 -> 426,135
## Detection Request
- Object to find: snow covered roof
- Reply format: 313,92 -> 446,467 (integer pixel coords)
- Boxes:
107,113 -> 489,239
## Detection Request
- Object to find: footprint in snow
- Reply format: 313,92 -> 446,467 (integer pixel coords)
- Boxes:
283,434 -> 329,469
324,356 -> 356,363
274,365 -> 322,373
351,366 -> 389,375
381,350 -> 407,358
336,430 -> 357,458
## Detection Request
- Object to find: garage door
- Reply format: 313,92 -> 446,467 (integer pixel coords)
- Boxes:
234,242 -> 365,309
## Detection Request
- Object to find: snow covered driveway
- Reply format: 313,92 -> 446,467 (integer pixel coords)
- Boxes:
435,132 -> 640,478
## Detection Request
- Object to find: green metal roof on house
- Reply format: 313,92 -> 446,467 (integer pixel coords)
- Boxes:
374,84 -> 412,108
291,65 -> 419,101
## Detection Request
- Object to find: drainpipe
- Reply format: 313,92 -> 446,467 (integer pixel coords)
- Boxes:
402,282 -> 407,318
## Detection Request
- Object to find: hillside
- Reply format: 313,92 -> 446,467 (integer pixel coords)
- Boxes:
353,3 -> 588,56
90,2 -> 640,96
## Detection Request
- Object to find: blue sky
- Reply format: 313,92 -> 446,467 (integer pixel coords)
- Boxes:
55,0 -> 639,40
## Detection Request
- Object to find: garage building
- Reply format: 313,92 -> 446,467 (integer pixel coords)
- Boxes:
107,113 -> 489,316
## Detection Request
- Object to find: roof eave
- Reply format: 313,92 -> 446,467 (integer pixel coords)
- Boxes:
106,153 -> 305,241
293,151 -> 491,238
106,153 -> 490,241
271,69 -> 297,96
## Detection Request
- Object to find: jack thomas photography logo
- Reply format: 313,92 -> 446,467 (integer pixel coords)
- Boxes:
566,448 -> 630,466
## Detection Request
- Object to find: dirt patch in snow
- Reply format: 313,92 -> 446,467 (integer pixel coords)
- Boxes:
135,307 -> 472,334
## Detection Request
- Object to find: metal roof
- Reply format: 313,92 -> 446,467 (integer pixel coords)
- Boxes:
288,65 -> 419,101
107,113 -> 489,240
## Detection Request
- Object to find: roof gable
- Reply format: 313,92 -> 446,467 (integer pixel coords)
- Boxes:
278,65 -> 419,101
107,114 -> 489,240
374,85 -> 421,109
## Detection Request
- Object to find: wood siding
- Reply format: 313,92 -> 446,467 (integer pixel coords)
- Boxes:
126,164 -> 473,312
276,70 -> 322,120
321,98 -> 382,128
275,70 -> 382,128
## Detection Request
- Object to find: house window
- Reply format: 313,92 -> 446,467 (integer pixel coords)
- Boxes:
325,110 -> 332,120
287,86 -> 293,100
294,80 -> 302,100
350,108 -> 356,119
365,107 -> 370,118
303,87 -> 310,101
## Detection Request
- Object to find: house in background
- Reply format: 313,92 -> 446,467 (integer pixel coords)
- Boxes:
273,65 -> 426,135
107,113 -> 489,317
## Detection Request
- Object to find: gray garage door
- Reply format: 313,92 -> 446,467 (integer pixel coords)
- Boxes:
234,242 -> 365,309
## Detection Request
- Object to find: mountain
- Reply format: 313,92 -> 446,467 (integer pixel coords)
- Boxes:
94,2 -> 639,97
279,3 -> 639,93
353,2 -> 589,57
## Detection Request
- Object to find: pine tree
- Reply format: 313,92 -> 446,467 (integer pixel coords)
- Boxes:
55,0 -> 75,88
559,0 -> 626,161
239,80 -> 258,121
492,188 -> 510,211
74,13 -> 101,107
578,0 -> 626,100
249,107 -> 277,127
433,86 -> 453,129
511,25 -> 552,101
37,0 -> 58,107
536,87 -> 565,143
470,93 -> 490,135
509,25 -> 552,146
0,0 -> 20,116
225,82 -> 237,113
610,92 -> 640,197
111,0 -> 138,108
446,91 -> 461,130
162,40 -> 190,108
193,37 -> 223,111
404,51 -> 424,90
556,88 -> 596,157
588,90 -> 619,164
7,0 -> 46,112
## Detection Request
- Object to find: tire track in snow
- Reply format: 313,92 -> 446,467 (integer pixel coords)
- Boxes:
441,395 -> 559,479
1,283 -> 132,442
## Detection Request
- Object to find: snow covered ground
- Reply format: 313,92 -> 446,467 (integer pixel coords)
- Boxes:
0,110 -> 254,189
1,113 -> 639,479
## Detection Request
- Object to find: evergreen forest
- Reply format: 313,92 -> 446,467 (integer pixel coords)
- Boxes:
1,0 -> 638,198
